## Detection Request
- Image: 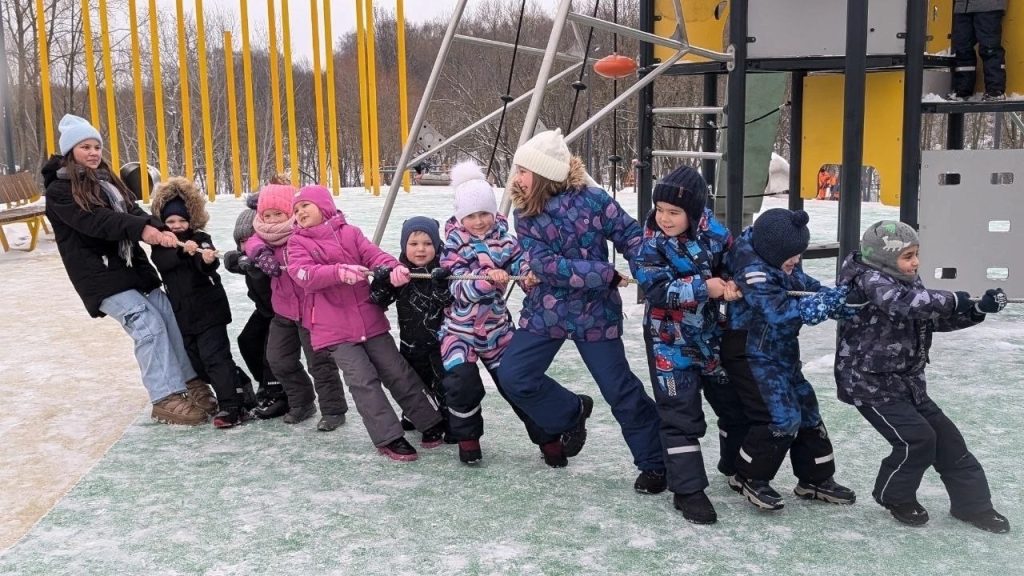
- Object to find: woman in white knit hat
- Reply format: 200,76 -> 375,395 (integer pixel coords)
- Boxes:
496,129 -> 665,491
42,114 -> 208,426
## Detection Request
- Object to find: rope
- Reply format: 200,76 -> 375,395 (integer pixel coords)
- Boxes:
176,240 -> 220,257
484,0 -> 528,182
785,290 -> 1023,304
565,0 -> 601,133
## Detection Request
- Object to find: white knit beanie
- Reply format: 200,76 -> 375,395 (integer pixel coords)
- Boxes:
58,114 -> 103,155
512,129 -> 571,183
451,160 -> 497,221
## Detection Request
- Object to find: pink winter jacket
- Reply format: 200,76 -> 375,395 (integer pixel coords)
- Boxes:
243,235 -> 304,322
287,213 -> 399,350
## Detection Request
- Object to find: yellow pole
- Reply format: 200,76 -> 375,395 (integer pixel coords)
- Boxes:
355,0 -> 371,191
240,0 -> 259,189
365,1 -> 381,195
194,0 -> 216,200
281,0 -> 299,186
396,0 -> 411,192
80,0 -> 100,127
310,0 -> 327,185
267,0 -> 283,175
147,0 -> 169,182
98,0 -> 120,167
323,0 -> 340,195
175,0 -> 193,178
127,0 -> 150,201
224,32 -> 243,197
34,0 -> 55,156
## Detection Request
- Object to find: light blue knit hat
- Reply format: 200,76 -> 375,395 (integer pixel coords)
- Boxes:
58,114 -> 103,155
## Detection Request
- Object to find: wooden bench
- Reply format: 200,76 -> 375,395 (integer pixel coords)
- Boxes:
0,172 -> 49,252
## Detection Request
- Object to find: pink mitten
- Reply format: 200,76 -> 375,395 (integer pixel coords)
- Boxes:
337,264 -> 369,285
390,265 -> 411,287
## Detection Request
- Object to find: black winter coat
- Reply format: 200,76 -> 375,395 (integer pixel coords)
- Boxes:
42,155 -> 163,317
150,230 -> 232,335
370,258 -> 451,362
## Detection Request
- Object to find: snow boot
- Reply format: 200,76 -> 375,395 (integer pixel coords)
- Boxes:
379,437 -> 418,462
952,508 -> 1010,534
540,440 -> 567,468
421,423 -> 446,448
458,440 -> 482,465
316,414 -> 346,431
674,491 -> 718,525
185,378 -> 218,416
212,407 -> 251,429
561,394 -> 594,458
152,393 -> 207,426
794,477 -> 856,505
634,470 -> 668,495
254,385 -> 289,420
877,498 -> 929,526
737,475 -> 785,511
283,404 -> 316,424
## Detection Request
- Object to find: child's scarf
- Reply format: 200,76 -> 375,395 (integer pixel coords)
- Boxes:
253,215 -> 294,246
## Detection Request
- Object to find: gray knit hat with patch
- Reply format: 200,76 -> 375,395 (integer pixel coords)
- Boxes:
232,193 -> 260,248
860,220 -> 919,282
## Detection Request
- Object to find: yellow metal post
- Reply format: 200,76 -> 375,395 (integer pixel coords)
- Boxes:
147,0 -> 169,182
224,32 -> 243,197
127,0 -> 150,201
175,0 -> 193,178
34,0 -> 55,155
365,1 -> 381,195
195,0 -> 216,200
267,0 -> 284,175
240,0 -> 259,189
281,0 -> 299,186
323,0 -> 341,195
355,0 -> 371,191
396,0 -> 411,192
98,0 -> 120,167
80,0 -> 100,127
310,0 -> 327,185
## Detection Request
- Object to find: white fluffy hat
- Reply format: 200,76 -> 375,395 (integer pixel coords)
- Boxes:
451,160 -> 497,221
512,128 -> 571,183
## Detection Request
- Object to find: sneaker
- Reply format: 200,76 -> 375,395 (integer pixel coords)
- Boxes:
539,440 -> 567,468
151,393 -> 208,426
878,498 -> 929,526
316,414 -> 346,431
378,437 -> 418,462
727,475 -> 743,494
458,440 -> 482,465
952,508 -> 1010,534
400,415 -> 416,431
983,91 -> 1006,101
634,470 -> 668,495
254,396 -> 289,420
282,404 -> 316,424
737,475 -> 785,511
674,491 -> 718,525
794,477 -> 856,505
421,423 -> 446,448
185,378 -> 219,415
561,394 -> 594,458
212,407 -> 251,429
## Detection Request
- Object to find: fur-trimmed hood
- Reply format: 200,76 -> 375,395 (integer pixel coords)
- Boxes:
151,176 -> 210,230
506,155 -> 590,211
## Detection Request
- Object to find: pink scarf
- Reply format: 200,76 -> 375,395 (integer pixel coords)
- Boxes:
253,215 -> 294,247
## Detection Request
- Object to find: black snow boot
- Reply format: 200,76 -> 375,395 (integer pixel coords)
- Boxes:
952,508 -> 1010,534
561,394 -> 594,458
634,470 -> 668,495
737,475 -> 784,511
878,499 -> 929,526
674,491 -> 718,525
794,477 -> 856,505
254,384 -> 289,419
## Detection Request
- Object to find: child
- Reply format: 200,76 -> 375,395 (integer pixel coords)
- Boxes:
434,161 -> 559,465
632,165 -> 747,524
244,184 -> 349,431
150,177 -> 255,428
835,220 -> 1010,533
223,191 -> 289,419
370,216 -> 452,436
496,129 -> 665,486
286,185 -> 445,461
951,0 -> 1007,100
722,208 -> 855,511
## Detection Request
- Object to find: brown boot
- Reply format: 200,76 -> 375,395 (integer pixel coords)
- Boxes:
185,378 -> 219,415
152,393 -> 208,425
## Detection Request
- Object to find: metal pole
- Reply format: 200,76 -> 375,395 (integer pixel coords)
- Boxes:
947,114 -> 965,149
900,0 -> 926,228
636,0 -> 655,219
702,73 -> 718,204
725,0 -> 749,236
518,0 -> 574,146
0,10 -> 16,173
372,0 -> 469,244
839,0 -> 869,272
788,70 -> 805,211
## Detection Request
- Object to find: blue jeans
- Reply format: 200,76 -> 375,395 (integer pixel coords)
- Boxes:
497,330 -> 664,472
99,289 -> 196,403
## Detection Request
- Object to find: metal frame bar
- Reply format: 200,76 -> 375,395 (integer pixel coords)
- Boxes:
900,0 -> 926,228
838,0 -> 870,270
652,106 -> 723,115
702,73 -> 719,198
636,0 -> 656,225
788,70 -> 805,211
652,150 -> 723,160
453,35 -> 586,63
725,0 -> 748,236
566,11 -> 733,63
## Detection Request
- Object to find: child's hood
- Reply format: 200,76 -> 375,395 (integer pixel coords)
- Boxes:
151,176 -> 209,229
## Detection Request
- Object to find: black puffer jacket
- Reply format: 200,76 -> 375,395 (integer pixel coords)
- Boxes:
42,155 -> 162,317
370,257 -> 451,362
151,230 -> 232,335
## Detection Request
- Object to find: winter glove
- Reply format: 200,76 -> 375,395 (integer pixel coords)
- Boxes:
798,286 -> 849,326
223,250 -> 243,274
430,267 -> 452,287
953,291 -> 973,314
390,265 -> 411,287
252,247 -> 282,278
975,288 -> 1008,314
337,264 -> 370,285
372,266 -> 393,284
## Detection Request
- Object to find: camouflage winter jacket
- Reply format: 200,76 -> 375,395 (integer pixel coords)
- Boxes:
834,253 -> 985,406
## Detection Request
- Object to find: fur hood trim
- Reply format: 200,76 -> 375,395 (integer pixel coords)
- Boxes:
151,176 -> 210,230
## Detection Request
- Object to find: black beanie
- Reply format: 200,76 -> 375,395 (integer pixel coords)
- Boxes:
400,216 -> 442,262
751,208 -> 810,268
652,165 -> 708,236
159,197 -> 190,223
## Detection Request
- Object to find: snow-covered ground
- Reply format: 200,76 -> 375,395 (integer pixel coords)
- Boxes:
1,188 -> 1021,575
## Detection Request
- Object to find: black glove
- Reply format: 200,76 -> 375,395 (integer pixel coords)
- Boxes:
223,250 -> 243,274
430,267 -> 452,286
975,288 -> 1008,314
953,291 -> 973,314
372,266 -> 393,283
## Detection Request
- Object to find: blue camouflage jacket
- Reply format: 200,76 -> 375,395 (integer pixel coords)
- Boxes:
633,207 -> 732,373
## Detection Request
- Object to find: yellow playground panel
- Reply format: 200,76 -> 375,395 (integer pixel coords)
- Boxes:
653,0 -> 727,63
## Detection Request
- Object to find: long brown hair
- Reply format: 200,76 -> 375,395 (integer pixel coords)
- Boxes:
512,172 -> 564,218
62,151 -> 134,211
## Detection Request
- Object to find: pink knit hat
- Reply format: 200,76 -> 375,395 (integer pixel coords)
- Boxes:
256,184 -> 297,217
